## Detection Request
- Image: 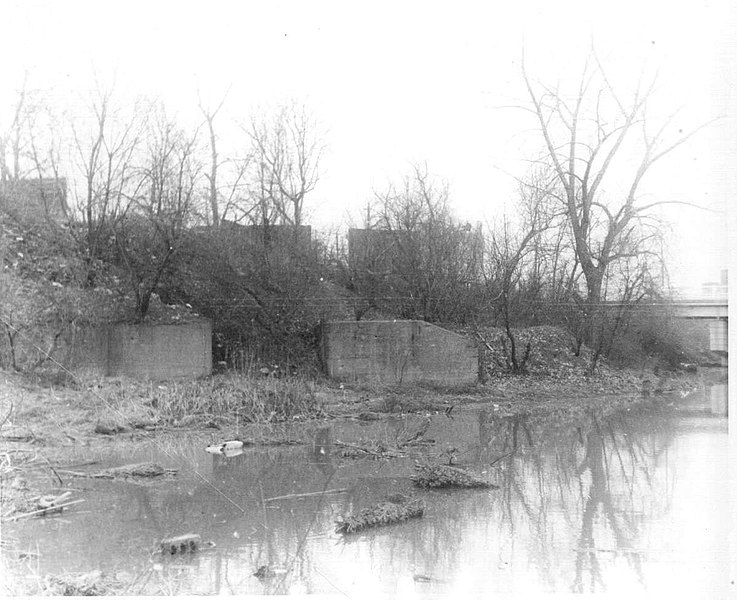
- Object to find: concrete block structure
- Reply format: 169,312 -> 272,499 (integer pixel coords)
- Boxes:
320,320 -> 478,386
67,320 -> 212,380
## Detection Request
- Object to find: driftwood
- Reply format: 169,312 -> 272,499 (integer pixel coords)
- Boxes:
264,488 -> 350,502
59,462 -> 176,479
7,498 -> 86,521
335,495 -> 425,534
411,463 -> 497,489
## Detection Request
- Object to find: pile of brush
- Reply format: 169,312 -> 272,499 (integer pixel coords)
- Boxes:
335,494 -> 425,534
411,463 -> 496,489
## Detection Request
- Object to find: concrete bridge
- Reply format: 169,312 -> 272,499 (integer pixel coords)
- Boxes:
671,296 -> 728,354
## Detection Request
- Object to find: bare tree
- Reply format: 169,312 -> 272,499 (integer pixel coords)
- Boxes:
68,86 -> 147,285
198,93 -> 225,228
113,106 -> 202,321
366,164 -> 484,323
245,103 -> 323,227
0,73 -> 32,184
522,55 -> 707,371
1,79 -> 69,222
196,89 -> 253,228
482,170 -> 554,372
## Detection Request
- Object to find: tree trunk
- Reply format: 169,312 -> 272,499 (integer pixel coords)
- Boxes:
583,272 -> 604,374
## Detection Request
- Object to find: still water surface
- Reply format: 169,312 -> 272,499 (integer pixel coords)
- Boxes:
5,386 -> 730,597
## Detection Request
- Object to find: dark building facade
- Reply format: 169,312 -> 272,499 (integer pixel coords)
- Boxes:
0,177 -> 68,222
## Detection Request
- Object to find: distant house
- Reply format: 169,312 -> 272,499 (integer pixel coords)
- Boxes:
0,177 -> 68,222
220,220 -> 312,252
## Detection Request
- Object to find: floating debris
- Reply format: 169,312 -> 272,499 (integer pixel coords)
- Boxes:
253,565 -> 288,579
95,462 -> 176,478
397,415 -> 432,447
335,495 -> 425,534
160,533 -> 202,555
411,463 -> 497,489
335,440 -> 405,459
414,573 -> 448,584
45,570 -> 123,596
6,493 -> 86,521
357,412 -> 382,421
205,440 -> 244,456
94,421 -> 128,435
36,491 -> 73,515
61,462 -> 177,479
264,488 -> 350,502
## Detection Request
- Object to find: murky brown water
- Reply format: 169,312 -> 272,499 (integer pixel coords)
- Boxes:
3,384 -> 730,597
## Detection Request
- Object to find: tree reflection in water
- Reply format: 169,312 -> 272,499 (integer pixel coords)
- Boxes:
478,404 -> 678,593
10,399 -> 719,596
170,405 -> 686,595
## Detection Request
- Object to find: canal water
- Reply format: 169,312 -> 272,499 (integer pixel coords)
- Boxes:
3,385 -> 731,597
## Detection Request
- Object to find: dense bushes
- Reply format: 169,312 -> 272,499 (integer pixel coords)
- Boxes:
162,225 -> 346,371
605,306 -> 700,369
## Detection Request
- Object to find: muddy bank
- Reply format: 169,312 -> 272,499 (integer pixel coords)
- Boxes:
0,365 -> 705,448
0,365 -> 710,517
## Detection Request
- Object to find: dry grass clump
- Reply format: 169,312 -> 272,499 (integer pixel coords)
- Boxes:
411,463 -> 496,489
3,568 -> 127,597
335,495 -> 425,534
80,374 -> 325,427
151,375 -> 325,424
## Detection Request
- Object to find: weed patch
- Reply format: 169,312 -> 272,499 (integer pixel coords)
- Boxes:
149,375 -> 325,424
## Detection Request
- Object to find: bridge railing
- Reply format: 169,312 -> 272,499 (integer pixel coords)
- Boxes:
672,286 -> 728,303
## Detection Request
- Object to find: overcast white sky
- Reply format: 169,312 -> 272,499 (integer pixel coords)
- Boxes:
1,0 -> 734,289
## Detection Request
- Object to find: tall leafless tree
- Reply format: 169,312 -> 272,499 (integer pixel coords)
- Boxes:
522,55 -> 708,371
68,86 -> 147,284
245,103 -> 323,227
482,169 -> 555,372
198,92 -> 226,228
0,73 -> 32,184
113,106 -> 202,321
366,164 -> 484,323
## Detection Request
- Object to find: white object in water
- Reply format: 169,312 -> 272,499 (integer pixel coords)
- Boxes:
205,440 -> 244,455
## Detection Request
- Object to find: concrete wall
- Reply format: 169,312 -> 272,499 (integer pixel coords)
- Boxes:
678,318 -> 728,354
320,320 -> 478,386
708,320 -> 728,353
67,320 -> 212,380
